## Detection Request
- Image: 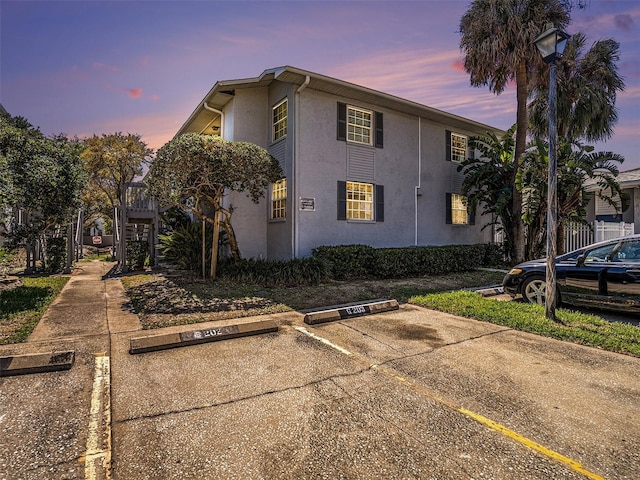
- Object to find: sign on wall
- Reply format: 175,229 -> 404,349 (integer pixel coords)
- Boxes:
299,197 -> 316,211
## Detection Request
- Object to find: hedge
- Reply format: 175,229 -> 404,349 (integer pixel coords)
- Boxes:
312,243 -> 502,280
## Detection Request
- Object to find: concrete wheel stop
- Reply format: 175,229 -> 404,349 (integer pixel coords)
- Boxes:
0,351 -> 75,377
303,298 -> 399,325
129,318 -> 279,354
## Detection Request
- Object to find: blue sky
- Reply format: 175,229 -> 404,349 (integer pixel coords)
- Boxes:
2,0 -> 639,168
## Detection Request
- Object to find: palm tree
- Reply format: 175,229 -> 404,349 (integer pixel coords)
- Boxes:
458,126 -> 517,261
518,138 -> 627,258
529,32 -> 625,143
459,0 -> 569,262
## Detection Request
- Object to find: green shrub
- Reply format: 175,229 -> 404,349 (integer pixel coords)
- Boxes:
218,257 -> 329,286
311,245 -> 376,279
126,241 -> 149,270
44,237 -> 67,273
158,221 -> 213,273
312,243 -> 499,279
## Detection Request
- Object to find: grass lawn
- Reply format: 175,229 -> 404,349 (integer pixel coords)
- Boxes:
0,277 -> 69,344
410,290 -> 640,357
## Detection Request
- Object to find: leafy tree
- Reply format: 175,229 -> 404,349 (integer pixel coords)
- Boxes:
147,133 -> 282,278
0,114 -> 87,268
518,138 -> 627,258
529,32 -> 625,143
458,126 -> 517,260
459,0 -> 569,262
81,133 -> 152,230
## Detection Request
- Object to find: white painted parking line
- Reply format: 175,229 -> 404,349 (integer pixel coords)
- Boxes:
84,355 -> 111,480
294,326 -> 353,356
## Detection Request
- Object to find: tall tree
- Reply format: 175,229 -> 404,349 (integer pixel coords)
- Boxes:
529,32 -> 625,143
518,137 -> 627,258
147,133 -> 282,278
81,133 -> 152,230
459,0 -> 569,262
458,126 -> 517,259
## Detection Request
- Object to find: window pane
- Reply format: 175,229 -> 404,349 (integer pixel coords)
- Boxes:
451,133 -> 467,163
271,178 -> 287,219
451,193 -> 468,225
347,106 -> 372,145
346,181 -> 373,220
273,100 -> 287,141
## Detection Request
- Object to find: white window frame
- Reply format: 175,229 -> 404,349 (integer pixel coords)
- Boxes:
451,193 -> 468,225
347,106 -> 373,146
272,99 -> 287,141
451,133 -> 468,163
347,181 -> 374,220
271,178 -> 287,220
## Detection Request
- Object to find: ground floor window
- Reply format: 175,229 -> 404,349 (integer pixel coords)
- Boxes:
347,181 -> 373,220
446,193 -> 472,225
271,178 -> 287,219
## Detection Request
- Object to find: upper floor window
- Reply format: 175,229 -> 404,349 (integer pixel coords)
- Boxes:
337,103 -> 383,148
347,106 -> 372,145
273,99 -> 287,141
446,130 -> 468,163
271,178 -> 287,219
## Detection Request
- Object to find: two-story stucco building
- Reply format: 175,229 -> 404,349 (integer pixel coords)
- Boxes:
175,66 -> 504,259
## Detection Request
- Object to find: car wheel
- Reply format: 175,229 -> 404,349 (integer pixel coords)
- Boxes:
522,276 -> 546,305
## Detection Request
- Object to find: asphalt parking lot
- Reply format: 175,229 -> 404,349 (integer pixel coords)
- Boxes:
1,263 -> 638,480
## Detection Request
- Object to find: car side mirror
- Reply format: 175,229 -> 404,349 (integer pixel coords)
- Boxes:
576,254 -> 586,267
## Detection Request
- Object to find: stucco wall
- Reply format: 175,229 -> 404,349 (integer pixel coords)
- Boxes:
292,89 -> 493,257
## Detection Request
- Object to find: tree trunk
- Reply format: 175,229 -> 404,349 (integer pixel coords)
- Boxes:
512,61 -> 529,263
219,207 -> 242,261
210,209 -> 221,279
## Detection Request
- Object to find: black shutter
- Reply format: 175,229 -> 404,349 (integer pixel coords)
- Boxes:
445,193 -> 452,224
374,111 -> 383,148
445,130 -> 451,162
468,203 -> 476,225
375,185 -> 384,222
337,181 -> 347,220
337,103 -> 347,141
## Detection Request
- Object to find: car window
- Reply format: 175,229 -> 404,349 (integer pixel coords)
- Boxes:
584,243 -> 618,263
613,240 -> 640,263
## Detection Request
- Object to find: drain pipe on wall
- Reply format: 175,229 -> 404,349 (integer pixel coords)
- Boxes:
415,117 -> 422,246
293,75 -> 311,258
203,102 -> 224,138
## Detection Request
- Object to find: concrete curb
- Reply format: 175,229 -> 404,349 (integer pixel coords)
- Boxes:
129,319 -> 279,354
304,299 -> 399,325
0,351 -> 75,377
473,285 -> 505,297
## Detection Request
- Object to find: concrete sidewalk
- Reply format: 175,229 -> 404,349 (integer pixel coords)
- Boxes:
0,260 -> 140,479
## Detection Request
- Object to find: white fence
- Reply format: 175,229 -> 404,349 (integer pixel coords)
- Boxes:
564,221 -> 634,252
494,221 -> 635,254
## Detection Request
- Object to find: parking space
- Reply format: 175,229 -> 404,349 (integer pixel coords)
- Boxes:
108,307 -> 639,480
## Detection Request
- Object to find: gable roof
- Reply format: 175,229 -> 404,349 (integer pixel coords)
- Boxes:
176,65 -> 503,137
584,167 -> 640,192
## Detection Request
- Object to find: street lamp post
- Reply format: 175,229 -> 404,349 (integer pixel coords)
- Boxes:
535,23 -> 570,321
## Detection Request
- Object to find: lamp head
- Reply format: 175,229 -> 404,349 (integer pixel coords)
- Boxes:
535,23 -> 570,64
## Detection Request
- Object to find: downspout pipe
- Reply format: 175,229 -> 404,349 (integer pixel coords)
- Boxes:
293,75 -> 310,258
203,102 -> 224,138
415,117 -> 422,246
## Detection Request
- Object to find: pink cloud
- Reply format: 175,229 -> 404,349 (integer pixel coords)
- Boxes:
150,94 -> 159,101
451,59 -> 465,73
125,88 -> 143,99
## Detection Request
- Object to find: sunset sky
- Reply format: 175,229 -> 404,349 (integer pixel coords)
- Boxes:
2,0 -> 639,168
